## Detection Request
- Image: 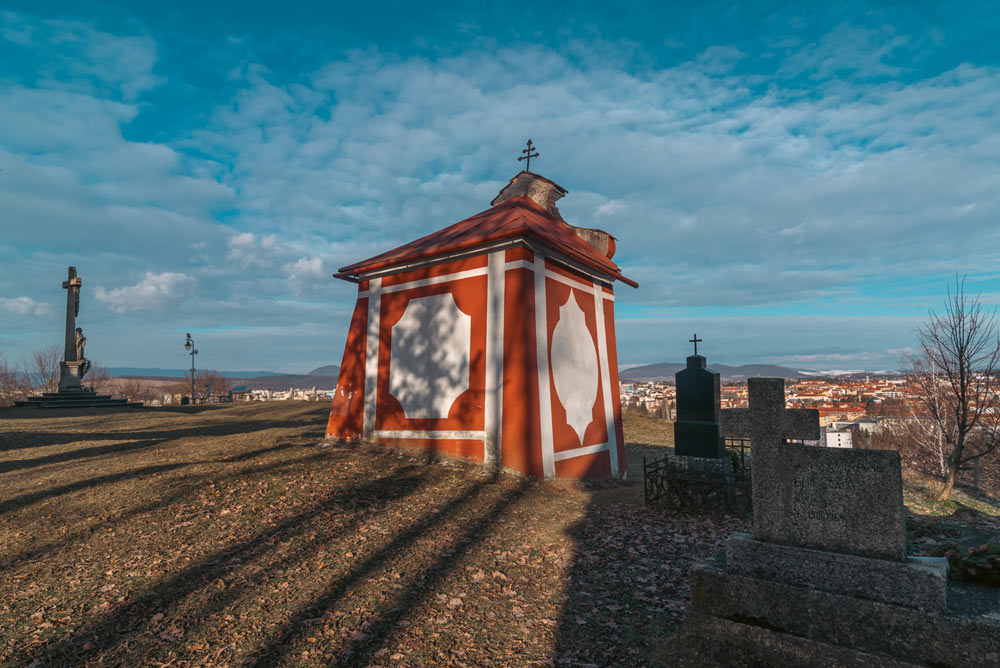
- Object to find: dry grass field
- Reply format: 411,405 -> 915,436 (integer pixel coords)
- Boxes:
0,402 -> 743,668
2,403 -> 997,667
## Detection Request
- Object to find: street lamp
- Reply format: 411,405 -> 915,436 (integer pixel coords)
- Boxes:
184,332 -> 198,404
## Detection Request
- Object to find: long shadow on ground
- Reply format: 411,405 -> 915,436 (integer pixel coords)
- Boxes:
8,464 -> 433,667
551,481 -> 746,667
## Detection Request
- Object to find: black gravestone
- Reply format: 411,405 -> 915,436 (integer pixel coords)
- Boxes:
673,353 -> 724,458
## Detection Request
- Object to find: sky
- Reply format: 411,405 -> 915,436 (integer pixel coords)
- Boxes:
1,1 -> 999,374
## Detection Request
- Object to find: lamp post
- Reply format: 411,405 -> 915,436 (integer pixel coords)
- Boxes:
184,333 -> 198,403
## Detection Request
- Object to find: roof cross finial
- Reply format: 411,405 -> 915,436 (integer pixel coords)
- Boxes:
689,333 -> 702,356
517,139 -> 539,172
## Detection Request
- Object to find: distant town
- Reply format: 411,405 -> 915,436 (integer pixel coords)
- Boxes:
97,365 -> 928,453
622,374 -> 926,449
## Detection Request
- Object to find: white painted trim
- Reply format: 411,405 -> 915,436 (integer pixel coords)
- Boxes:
504,259 -> 533,271
374,430 -> 486,441
534,253 -> 556,478
361,277 -> 382,441
355,260 -> 616,303
593,284 -> 620,477
356,239 -> 525,281
521,239 -> 617,290
356,261 -> 536,299
552,441 -> 610,462
483,251 -> 505,466
380,267 -> 488,294
545,268 -> 615,301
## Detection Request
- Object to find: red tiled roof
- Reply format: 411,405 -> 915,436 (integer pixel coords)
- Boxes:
335,195 -> 638,287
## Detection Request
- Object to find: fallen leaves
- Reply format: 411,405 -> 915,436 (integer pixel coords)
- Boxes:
1,403 -> 755,668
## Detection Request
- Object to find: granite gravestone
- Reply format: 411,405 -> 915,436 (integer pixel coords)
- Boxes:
672,378 -> 1000,668
673,335 -> 724,458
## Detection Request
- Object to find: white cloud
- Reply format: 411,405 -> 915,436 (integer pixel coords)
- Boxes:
0,13 -> 163,100
226,232 -> 280,268
0,296 -> 53,316
1,12 -> 998,370
93,272 -> 196,314
285,256 -> 327,293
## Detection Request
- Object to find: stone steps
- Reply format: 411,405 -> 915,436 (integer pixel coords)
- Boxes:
13,392 -> 143,409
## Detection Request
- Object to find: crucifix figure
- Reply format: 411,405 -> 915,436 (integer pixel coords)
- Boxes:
62,266 -> 83,363
689,333 -> 702,355
517,139 -> 539,172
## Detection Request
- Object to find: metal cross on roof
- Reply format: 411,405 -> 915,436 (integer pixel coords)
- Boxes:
517,139 -> 539,171
689,333 -> 702,355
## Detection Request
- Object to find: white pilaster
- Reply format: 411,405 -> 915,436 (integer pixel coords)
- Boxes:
484,251 -> 505,466
593,285 -> 620,477
534,255 -> 556,478
362,277 -> 382,441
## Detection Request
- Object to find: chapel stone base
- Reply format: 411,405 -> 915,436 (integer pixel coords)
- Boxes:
670,537 -> 1000,668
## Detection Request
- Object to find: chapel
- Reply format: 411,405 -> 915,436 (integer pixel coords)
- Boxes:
326,167 -> 637,478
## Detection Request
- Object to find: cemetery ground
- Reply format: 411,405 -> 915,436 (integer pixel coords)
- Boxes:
1,406 -> 998,668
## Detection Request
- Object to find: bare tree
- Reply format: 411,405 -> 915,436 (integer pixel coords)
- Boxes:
0,354 -> 29,406
88,363 -> 111,394
196,370 -> 233,401
911,276 -> 1000,500
30,344 -> 61,394
116,377 -> 147,402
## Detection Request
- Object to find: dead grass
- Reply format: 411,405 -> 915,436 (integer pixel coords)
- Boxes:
622,413 -> 673,448
0,403 -> 743,668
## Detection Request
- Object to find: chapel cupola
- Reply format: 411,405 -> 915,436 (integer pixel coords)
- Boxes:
491,170 -> 568,219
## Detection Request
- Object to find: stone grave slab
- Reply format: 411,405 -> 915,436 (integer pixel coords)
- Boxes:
726,533 -> 947,611
667,376 -> 1000,667
744,378 -> 906,560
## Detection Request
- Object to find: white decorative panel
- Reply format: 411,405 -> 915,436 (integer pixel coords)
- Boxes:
389,292 -> 472,419
550,291 -> 599,443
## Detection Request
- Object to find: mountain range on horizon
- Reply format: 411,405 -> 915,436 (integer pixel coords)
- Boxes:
618,361 -> 896,381
110,361 -> 895,387
110,365 -> 341,378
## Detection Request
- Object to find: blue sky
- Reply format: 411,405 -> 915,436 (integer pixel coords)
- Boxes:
1,1 -> 999,373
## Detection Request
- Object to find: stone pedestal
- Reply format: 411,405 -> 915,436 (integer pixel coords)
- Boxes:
57,360 -> 87,393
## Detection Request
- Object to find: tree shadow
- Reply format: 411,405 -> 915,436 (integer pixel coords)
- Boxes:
0,440 -> 310,518
1,446 -> 344,568
9,465 -> 433,667
241,471 -> 527,668
0,418 -> 322,472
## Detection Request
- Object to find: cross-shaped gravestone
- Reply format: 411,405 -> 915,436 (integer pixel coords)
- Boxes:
735,378 -> 906,560
720,392 -> 819,445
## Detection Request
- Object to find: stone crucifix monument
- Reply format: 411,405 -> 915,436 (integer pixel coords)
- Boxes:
671,377 -> 1000,667
58,266 -> 90,393
14,266 -> 138,409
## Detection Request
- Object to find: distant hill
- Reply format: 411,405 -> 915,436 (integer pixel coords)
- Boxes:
235,374 -> 339,391
620,362 -> 807,381
109,367 -> 286,378
307,365 -> 340,376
